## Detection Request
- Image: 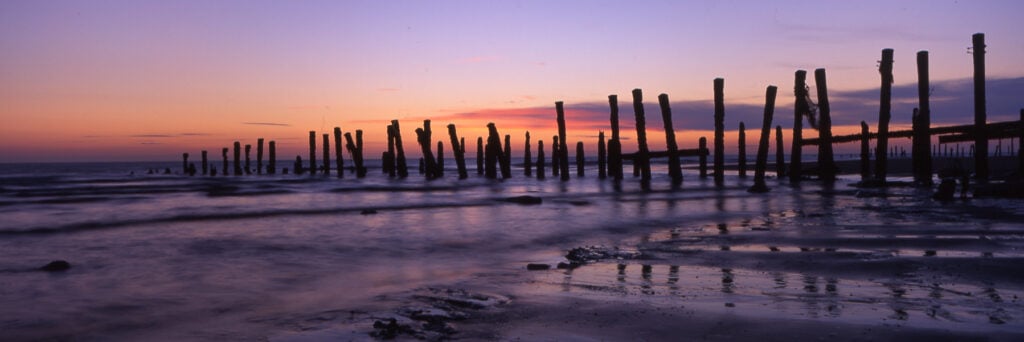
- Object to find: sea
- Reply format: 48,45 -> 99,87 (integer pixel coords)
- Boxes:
1,159 -> 1022,340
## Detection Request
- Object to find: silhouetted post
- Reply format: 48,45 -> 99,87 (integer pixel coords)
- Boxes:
201,150 -> 208,175
973,33 -> 988,180
713,78 -> 725,186
608,95 -> 623,180
242,144 -> 250,174
659,93 -> 682,185
344,132 -> 358,176
632,89 -> 652,183
537,140 -> 546,180
447,124 -> 468,179
295,156 -> 304,175
308,131 -> 316,176
437,141 -> 445,177
738,122 -> 747,178
748,85 -> 777,193
875,49 -> 894,183
267,141 -> 276,174
391,120 -> 409,178
815,68 -> 837,181
233,141 -> 242,176
775,126 -> 785,177
502,134 -> 512,178
334,127 -> 345,178
256,139 -> 264,175
576,141 -> 585,177
1019,109 -> 1023,174
485,123 -> 501,179
355,130 -> 366,177
790,70 -> 808,181
699,137 -> 708,178
556,101 -> 570,181
524,131 -> 532,177
322,134 -> 330,175
860,121 -> 870,181
552,136 -> 560,177
476,137 -> 484,175
182,153 -> 189,175
222,148 -> 229,176
415,120 -> 438,179
383,125 -> 395,176
598,131 -> 606,179
914,52 -> 933,184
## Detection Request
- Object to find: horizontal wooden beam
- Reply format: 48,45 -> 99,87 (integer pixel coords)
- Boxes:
801,120 -> 1021,146
623,148 -> 708,160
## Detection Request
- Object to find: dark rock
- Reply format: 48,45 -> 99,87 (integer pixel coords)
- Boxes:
526,263 -> 550,271
371,318 -> 414,339
39,260 -> 70,272
556,262 -> 575,269
933,179 -> 956,201
500,195 -> 542,205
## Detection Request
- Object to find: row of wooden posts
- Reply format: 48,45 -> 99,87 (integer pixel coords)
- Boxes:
181,33 -> 1022,190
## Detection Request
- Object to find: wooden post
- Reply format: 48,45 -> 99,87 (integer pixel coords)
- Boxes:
598,131 -> 606,179
321,134 -> 330,175
1019,109 -> 1023,175
268,141 -> 276,174
294,156 -> 304,175
524,131 -> 532,177
738,122 -> 747,178
699,137 -> 708,178
875,49 -> 894,183
775,126 -> 785,177
384,125 -> 395,176
790,70 -> 807,181
556,101 -> 570,181
537,140 -> 546,180
814,68 -> 837,181
182,153 -> 189,175
476,137 -> 484,175
447,124 -> 468,179
503,134 -> 512,178
256,138 -> 264,175
201,150 -> 208,176
307,131 -> 316,176
391,120 -> 408,178
355,130 -> 366,177
436,141 -> 445,177
334,127 -> 345,178
915,52 -> 933,184
245,144 -> 252,174
485,123 -> 502,179
713,78 -> 725,186
233,141 -> 242,176
608,95 -> 622,180
552,135 -> 560,177
632,89 -> 652,182
860,121 -> 870,181
222,148 -> 229,176
416,120 -> 438,179
748,85 -> 777,193
576,141 -> 585,177
973,33 -> 988,180
658,93 -> 682,185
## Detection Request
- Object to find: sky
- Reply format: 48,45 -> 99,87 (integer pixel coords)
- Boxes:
2,0 -> 1022,162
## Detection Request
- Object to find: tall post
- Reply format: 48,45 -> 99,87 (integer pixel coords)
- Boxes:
598,131 -> 607,179
632,89 -> 652,183
256,138 -> 264,175
233,141 -> 242,176
524,131 -> 532,177
973,33 -> 988,180
713,78 -> 725,186
222,148 -> 229,176
334,127 -> 344,178
447,124 -> 468,179
576,141 -> 585,177
659,93 -> 682,185
860,121 -> 870,181
391,120 -> 408,178
308,131 -> 316,176
748,85 -> 777,193
915,51 -> 933,184
416,120 -> 438,179
201,150 -> 208,176
699,137 -> 708,178
1018,109 -> 1023,174
245,144 -> 252,174
814,68 -> 837,181
322,134 -> 330,175
774,126 -> 785,177
476,137 -> 484,175
268,142 -> 276,174
738,122 -> 747,178
536,140 -> 546,180
355,130 -> 366,177
384,125 -> 395,176
556,101 -> 570,181
485,123 -> 502,179
790,70 -> 807,181
875,49 -> 894,183
608,95 -> 622,180
502,134 -> 512,178
436,141 -> 445,177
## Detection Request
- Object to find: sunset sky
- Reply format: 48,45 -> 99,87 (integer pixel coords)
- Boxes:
2,0 -> 1022,162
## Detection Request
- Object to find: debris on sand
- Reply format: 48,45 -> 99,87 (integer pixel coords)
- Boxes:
39,260 -> 70,272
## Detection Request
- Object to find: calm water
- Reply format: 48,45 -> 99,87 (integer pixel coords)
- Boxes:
1,161 -> 1022,340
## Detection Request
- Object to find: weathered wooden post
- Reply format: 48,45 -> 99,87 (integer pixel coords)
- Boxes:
790,70 -> 808,181
201,150 -> 208,175
775,126 -> 785,177
503,134 -> 512,178
738,122 -> 747,178
524,131 -> 532,177
485,123 -> 502,179
415,120 -> 439,179
598,131 -> 607,179
391,120 -> 408,178
658,93 -> 683,185
556,101 -> 570,181
476,137 -> 484,175
268,141 -> 276,174
714,78 -> 725,186
222,148 -> 229,176
914,52 -> 933,184
447,124 -> 468,179
257,138 -> 264,175
699,137 -> 708,178
355,130 -> 366,177
632,89 -> 652,182
182,153 -> 189,175
875,49 -> 894,183
608,95 -> 623,180
576,141 -> 585,177
1019,109 -> 1023,174
244,144 -> 252,174
233,141 -> 242,176
552,135 -> 560,177
383,125 -> 395,176
815,68 -> 837,181
748,85 -> 777,193
437,141 -> 445,177
322,134 -> 330,175
860,121 -> 870,181
537,140 -> 546,180
294,156 -> 304,175
307,131 -> 316,176
973,33 -> 989,180
334,127 -> 345,178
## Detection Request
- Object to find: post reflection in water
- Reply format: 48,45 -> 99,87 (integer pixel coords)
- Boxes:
641,264 -> 653,294
721,268 -> 735,294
